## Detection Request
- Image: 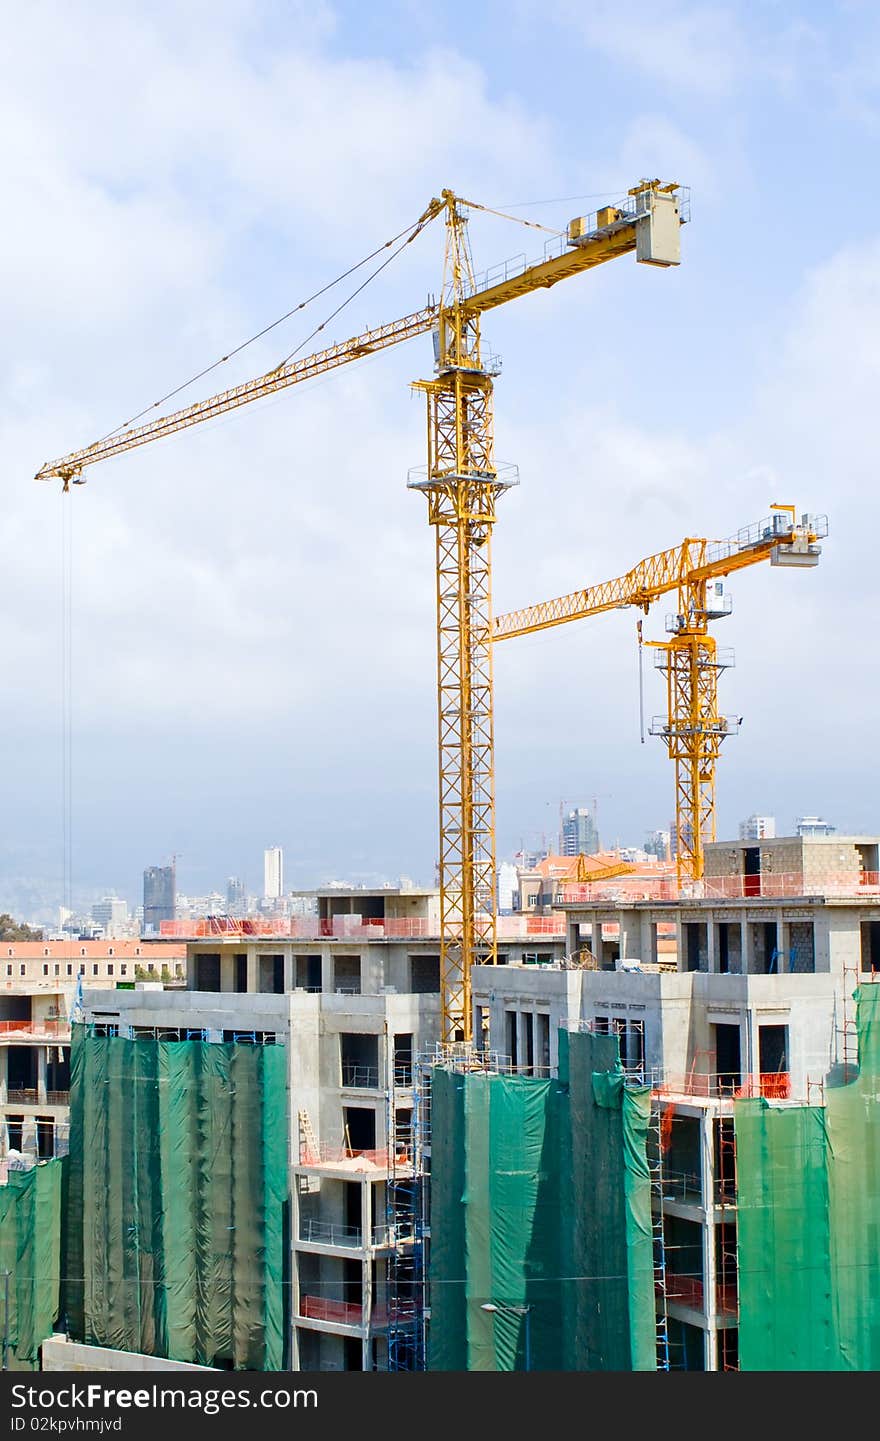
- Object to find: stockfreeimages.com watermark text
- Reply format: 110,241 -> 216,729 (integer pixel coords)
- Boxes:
10,1382 -> 317,1424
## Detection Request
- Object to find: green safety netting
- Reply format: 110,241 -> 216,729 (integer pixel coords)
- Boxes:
736,984 -> 880,1370
429,1029 -> 655,1371
562,1029 -> 656,1371
64,1027 -> 288,1369
0,1159 -> 63,1369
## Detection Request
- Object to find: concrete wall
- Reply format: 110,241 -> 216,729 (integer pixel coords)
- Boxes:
473,963 -> 843,1097
41,1337 -> 216,1371
704,838 -> 804,880
85,988 -> 289,1034
704,835 -> 880,886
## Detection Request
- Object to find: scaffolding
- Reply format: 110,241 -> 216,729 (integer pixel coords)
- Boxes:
384,1047 -> 432,1370
647,1098 -> 670,1370
839,956 -> 861,1084
716,1113 -> 739,1371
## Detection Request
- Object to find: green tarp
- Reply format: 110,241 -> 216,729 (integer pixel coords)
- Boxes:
429,1030 -> 655,1371
64,1027 -> 287,1369
0,1160 -> 63,1369
736,984 -> 880,1370
563,1030 -> 656,1371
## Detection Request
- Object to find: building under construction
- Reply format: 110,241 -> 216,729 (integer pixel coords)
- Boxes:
0,835 -> 873,1372
431,830 -> 880,1370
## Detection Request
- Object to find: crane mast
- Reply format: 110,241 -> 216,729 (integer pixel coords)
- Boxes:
493,509 -> 827,886
36,180 -> 685,1043
408,193 -> 511,1043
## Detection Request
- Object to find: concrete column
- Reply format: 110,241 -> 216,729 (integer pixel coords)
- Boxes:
642,914 -> 658,967
775,910 -> 785,973
321,948 -> 333,994
361,1210 -> 373,1372
288,1003 -> 302,1371
0,1047 -> 7,1105
283,951 -> 294,994
745,1014 -> 756,1084
517,1012 -> 528,1073
700,1109 -> 713,1212
619,909 -> 641,963
706,913 -> 717,974
220,952 -> 235,993
741,916 -> 752,976
566,917 -> 580,962
37,1047 -> 48,1104
245,948 -> 258,993
592,917 -> 605,968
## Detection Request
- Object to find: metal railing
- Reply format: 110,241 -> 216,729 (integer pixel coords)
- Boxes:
298,1296 -> 414,1329
659,1168 -> 703,1204
665,1274 -> 738,1318
0,1019 -> 69,1037
299,1144 -> 402,1170
160,913 -> 568,941
4,1089 -> 71,1106
705,511 -> 828,568
299,1220 -> 362,1248
299,1296 -> 363,1327
340,1063 -> 380,1089
653,1071 -> 791,1101
698,871 -> 880,900
560,870 -> 880,904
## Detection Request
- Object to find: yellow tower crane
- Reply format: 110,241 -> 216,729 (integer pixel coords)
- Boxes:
35,180 -> 686,1042
493,506 -> 828,885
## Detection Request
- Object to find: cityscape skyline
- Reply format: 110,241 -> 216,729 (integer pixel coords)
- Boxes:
0,804 -> 849,932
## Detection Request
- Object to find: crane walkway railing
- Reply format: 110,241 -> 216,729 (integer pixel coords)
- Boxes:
560,871 -> 880,904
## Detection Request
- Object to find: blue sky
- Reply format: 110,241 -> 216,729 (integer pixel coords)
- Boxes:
2,1 -> 879,912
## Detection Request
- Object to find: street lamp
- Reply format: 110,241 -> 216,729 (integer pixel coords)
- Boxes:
480,1301 -> 532,1372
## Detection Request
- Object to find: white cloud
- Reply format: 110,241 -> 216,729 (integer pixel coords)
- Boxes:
552,0 -> 747,96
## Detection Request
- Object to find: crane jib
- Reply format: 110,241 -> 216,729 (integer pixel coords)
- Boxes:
35,305 -> 440,483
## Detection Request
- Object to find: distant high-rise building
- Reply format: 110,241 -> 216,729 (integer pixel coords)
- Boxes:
143,865 -> 175,934
561,808 -> 599,856
796,816 -> 836,838
91,896 -> 129,933
264,846 -> 284,901
497,861 -> 518,914
739,814 -> 776,841
645,830 -> 671,862
226,876 -> 245,913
